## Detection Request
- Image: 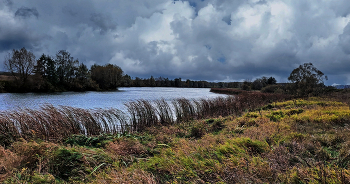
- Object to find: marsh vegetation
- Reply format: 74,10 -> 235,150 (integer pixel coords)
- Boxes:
1,91 -> 350,183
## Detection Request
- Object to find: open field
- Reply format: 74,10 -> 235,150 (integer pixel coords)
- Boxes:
1,93 -> 350,183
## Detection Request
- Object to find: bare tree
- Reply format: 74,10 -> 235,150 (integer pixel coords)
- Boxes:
4,47 -> 35,86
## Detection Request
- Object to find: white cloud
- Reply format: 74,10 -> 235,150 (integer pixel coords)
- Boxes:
1,0 -> 350,84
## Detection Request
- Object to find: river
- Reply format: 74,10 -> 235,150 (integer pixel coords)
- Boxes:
0,87 -> 227,111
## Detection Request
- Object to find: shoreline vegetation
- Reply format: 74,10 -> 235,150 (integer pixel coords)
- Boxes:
0,92 -> 289,145
2,49 -> 350,183
1,90 -> 350,183
1,48 -> 280,93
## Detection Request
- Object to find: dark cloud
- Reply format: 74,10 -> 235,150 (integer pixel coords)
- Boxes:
1,0 -> 350,85
0,34 -> 38,52
61,5 -> 78,17
3,0 -> 13,7
90,13 -> 117,34
15,7 -> 39,18
339,22 -> 350,54
0,6 -> 41,51
2,0 -> 13,7
221,14 -> 231,25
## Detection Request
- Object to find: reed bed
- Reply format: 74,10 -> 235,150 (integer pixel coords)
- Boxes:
0,93 -> 290,143
0,105 -> 127,144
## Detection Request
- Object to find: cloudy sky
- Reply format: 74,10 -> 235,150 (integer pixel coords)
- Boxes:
1,0 -> 350,85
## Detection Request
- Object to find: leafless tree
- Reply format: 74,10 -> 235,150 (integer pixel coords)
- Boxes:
4,47 -> 35,86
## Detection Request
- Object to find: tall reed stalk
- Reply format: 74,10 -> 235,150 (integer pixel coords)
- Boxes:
0,93 -> 290,143
0,105 -> 127,143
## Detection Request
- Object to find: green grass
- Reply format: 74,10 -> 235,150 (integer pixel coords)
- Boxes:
2,97 -> 350,183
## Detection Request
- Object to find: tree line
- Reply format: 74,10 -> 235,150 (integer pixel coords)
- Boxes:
124,76 -> 213,88
238,63 -> 332,97
2,48 -> 124,92
1,48 -> 332,96
1,48 -> 222,93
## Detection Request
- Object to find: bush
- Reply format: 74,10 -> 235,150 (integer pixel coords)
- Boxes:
242,81 -> 252,91
190,125 -> 206,139
65,134 -> 117,148
49,148 -> 85,180
211,120 -> 225,132
261,85 -> 284,93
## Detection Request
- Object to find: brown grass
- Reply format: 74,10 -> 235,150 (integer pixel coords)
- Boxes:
93,169 -> 157,184
0,75 -> 15,81
0,93 -> 290,143
106,139 -> 147,156
0,146 -> 20,181
0,105 -> 127,144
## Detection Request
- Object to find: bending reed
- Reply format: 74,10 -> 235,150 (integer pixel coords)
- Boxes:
0,93 -> 290,143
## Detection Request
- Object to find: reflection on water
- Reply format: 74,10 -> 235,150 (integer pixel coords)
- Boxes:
0,87 -> 227,111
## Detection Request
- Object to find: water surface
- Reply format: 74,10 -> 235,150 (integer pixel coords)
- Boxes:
0,87 -> 227,111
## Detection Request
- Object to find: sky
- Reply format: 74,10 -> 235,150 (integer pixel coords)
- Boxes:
1,0 -> 350,85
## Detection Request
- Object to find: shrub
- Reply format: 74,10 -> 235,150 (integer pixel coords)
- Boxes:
49,148 -> 85,180
261,85 -> 284,93
190,126 -> 205,139
65,134 -> 117,148
211,120 -> 225,132
12,141 -> 58,172
266,111 -> 285,122
242,81 -> 252,91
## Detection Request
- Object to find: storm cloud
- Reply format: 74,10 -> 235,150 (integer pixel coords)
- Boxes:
15,7 -> 39,18
1,0 -> 350,85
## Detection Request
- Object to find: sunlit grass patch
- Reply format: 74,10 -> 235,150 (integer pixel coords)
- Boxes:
4,95 -> 350,183
293,106 -> 350,126
242,121 -> 291,144
136,135 -> 269,183
275,98 -> 345,109
280,166 -> 350,183
6,140 -> 117,183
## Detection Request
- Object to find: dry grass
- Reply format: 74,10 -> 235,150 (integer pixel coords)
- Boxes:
0,106 -> 127,144
92,168 -> 157,184
124,93 -> 289,133
0,93 -> 290,146
0,146 -> 20,181
106,139 -> 147,156
0,75 -> 15,81
3,96 -> 350,183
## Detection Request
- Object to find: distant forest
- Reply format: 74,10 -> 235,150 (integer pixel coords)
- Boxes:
0,47 -> 335,97
0,48 -> 261,93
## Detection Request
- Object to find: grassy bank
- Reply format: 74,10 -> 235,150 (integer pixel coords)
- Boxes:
0,93 -> 289,146
2,94 -> 350,183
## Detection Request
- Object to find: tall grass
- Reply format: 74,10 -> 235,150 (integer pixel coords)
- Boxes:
0,105 -> 127,144
0,93 -> 290,143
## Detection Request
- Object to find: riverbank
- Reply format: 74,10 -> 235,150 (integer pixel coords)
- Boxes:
0,93 -> 288,144
1,94 -> 350,183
